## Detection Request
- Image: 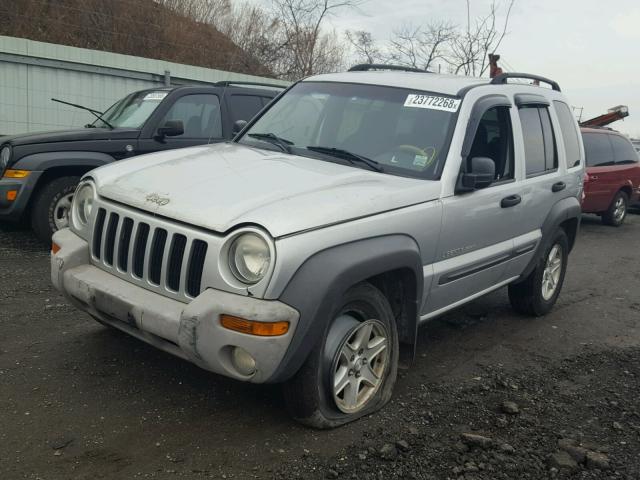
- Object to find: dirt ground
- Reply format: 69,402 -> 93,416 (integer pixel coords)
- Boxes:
1,214 -> 639,480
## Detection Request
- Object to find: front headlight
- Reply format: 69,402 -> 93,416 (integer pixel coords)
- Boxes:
228,233 -> 271,284
0,145 -> 11,173
71,181 -> 96,233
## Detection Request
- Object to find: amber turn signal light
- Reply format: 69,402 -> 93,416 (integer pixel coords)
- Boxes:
51,242 -> 61,254
6,190 -> 17,201
3,169 -> 30,179
220,314 -> 289,336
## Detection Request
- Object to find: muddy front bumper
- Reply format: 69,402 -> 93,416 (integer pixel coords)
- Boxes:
51,228 -> 299,383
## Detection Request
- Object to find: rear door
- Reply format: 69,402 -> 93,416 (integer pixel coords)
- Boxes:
503,95 -> 572,278
582,131 -> 616,212
609,133 -> 640,199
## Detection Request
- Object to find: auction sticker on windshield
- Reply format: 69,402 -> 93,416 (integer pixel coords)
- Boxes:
144,92 -> 168,101
404,94 -> 460,112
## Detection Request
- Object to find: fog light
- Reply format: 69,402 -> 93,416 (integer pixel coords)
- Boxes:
231,346 -> 256,376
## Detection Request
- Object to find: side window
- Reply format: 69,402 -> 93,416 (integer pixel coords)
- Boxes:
582,132 -> 614,167
609,134 -> 639,164
468,106 -> 514,181
553,101 -> 582,167
519,106 -> 557,176
229,95 -> 264,124
161,94 -> 222,139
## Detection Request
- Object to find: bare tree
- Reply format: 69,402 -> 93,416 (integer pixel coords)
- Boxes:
446,0 -> 516,76
271,0 -> 363,79
386,21 -> 456,71
345,30 -> 381,64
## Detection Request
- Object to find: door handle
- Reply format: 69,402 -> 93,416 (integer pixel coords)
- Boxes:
501,194 -> 521,208
552,181 -> 566,192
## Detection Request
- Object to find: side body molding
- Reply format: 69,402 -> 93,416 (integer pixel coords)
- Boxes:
268,235 -> 423,383
13,151 -> 116,171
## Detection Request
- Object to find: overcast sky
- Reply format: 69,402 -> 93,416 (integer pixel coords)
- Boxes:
314,0 -> 640,137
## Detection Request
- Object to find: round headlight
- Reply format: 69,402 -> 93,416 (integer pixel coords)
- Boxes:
0,145 -> 11,171
72,182 -> 96,229
229,233 -> 271,284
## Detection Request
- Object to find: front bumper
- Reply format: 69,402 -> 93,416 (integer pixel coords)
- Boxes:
0,171 -> 42,221
51,228 -> 299,383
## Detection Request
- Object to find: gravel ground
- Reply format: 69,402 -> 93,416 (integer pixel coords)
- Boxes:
1,213 -> 639,480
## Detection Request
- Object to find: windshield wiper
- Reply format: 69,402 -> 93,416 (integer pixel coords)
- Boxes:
51,98 -> 114,129
306,146 -> 383,172
247,132 -> 293,153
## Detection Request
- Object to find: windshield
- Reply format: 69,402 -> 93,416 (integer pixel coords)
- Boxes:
92,90 -> 168,128
237,81 -> 460,179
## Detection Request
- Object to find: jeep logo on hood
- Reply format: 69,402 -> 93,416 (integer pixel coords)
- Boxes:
145,193 -> 170,206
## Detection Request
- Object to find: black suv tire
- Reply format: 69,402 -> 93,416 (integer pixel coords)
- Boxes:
508,229 -> 569,317
602,190 -> 628,227
283,282 -> 398,428
31,176 -> 80,244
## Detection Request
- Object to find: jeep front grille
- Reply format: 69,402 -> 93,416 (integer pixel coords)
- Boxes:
91,203 -> 211,301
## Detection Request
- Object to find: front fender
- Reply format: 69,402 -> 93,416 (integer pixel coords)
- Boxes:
268,234 -> 423,383
12,151 -> 115,171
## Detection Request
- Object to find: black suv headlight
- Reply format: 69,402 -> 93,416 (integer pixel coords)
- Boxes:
0,145 -> 11,174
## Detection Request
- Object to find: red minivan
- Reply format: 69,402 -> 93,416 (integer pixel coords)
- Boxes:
581,127 -> 640,226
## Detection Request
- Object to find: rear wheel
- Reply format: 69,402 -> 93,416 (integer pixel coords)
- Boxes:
31,176 -> 80,244
508,229 -> 569,316
283,282 -> 398,428
602,190 -> 628,226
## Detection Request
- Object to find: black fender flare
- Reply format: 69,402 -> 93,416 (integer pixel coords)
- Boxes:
267,234 -> 423,383
12,151 -> 115,171
519,196 -> 582,280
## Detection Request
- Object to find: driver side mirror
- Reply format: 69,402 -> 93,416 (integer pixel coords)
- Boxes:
457,157 -> 495,192
232,119 -> 248,136
156,120 -> 184,139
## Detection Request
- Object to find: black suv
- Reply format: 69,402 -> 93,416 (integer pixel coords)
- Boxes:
0,82 -> 282,242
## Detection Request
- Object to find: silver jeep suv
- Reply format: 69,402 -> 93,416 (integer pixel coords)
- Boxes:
51,66 -> 585,428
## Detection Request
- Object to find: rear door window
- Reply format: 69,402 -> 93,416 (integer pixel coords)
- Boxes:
609,134 -> 639,164
229,95 -> 264,124
582,132 -> 614,167
519,106 -> 557,176
553,101 -> 582,167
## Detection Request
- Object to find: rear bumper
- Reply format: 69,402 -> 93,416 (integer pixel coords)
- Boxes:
0,172 -> 42,221
51,228 -> 300,383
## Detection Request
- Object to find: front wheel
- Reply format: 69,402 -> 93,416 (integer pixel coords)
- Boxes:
283,282 -> 398,428
31,176 -> 80,244
602,190 -> 628,226
508,229 -> 569,316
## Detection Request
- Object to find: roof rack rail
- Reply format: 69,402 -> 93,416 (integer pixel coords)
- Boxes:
348,63 -> 430,74
490,73 -> 561,92
215,81 -> 286,89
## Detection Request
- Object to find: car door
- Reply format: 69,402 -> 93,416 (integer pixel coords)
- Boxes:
424,98 -> 525,317
138,93 -> 225,154
609,133 -> 640,196
582,131 -> 616,212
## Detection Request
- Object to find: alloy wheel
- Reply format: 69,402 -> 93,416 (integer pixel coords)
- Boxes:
541,244 -> 563,301
53,193 -> 74,231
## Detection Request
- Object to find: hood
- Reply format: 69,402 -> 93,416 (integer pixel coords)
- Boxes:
91,143 -> 441,238
2,127 -> 139,146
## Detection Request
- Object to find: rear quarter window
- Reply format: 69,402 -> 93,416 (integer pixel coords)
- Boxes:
582,132 -> 614,167
553,101 -> 582,168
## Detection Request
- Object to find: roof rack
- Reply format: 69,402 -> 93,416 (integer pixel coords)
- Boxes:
215,81 -> 286,89
348,63 -> 430,74
490,73 -> 561,92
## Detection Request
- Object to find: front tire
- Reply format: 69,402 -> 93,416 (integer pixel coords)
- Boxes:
31,176 -> 80,244
283,282 -> 398,428
508,229 -> 569,316
602,190 -> 628,226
